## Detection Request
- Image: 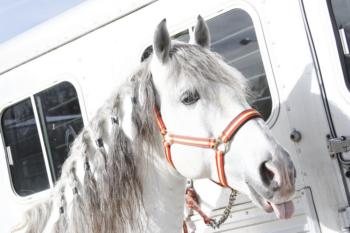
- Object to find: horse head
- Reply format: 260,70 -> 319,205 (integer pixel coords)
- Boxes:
149,16 -> 296,219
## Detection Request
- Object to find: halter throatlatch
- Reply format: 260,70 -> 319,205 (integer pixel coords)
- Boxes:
154,106 -> 262,188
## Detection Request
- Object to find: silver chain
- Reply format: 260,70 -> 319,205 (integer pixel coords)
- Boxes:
207,189 -> 238,229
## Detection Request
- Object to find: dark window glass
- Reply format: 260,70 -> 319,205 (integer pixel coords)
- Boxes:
172,30 -> 190,42
35,82 -> 84,181
329,0 -> 350,82
1,82 -> 84,196
207,9 -> 271,119
172,10 -> 272,120
2,99 -> 50,196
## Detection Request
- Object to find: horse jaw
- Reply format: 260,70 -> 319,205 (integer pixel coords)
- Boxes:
140,150 -> 187,233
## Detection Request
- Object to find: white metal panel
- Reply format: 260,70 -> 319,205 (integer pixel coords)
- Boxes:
302,0 -> 350,162
0,0 -> 156,75
297,0 -> 350,232
257,0 -> 348,232
189,189 -> 320,233
302,0 -> 350,154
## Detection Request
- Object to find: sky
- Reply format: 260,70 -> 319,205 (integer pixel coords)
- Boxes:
0,0 -> 85,43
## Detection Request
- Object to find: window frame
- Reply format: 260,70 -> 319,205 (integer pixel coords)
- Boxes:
170,4 -> 280,127
0,79 -> 87,199
326,0 -> 350,91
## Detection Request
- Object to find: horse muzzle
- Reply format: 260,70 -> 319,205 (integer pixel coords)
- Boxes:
249,149 -> 296,219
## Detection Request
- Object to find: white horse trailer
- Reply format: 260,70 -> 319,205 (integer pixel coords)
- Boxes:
0,0 -> 349,232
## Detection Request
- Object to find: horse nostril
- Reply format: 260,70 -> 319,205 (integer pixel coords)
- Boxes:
260,161 -> 275,186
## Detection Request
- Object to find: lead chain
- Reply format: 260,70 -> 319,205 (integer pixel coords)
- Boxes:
207,189 -> 237,229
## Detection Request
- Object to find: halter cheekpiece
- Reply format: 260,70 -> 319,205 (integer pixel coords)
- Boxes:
154,106 -> 262,188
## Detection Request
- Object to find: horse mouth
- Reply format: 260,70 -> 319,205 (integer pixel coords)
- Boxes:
246,183 -> 294,219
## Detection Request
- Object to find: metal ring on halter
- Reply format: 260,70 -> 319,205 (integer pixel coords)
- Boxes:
186,179 -> 193,189
212,138 -> 229,153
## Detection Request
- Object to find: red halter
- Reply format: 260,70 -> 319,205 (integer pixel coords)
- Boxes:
154,106 -> 262,187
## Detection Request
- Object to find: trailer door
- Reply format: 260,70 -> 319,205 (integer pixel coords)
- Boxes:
301,0 -> 350,228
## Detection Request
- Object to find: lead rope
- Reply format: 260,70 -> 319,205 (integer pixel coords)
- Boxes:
183,180 -> 238,231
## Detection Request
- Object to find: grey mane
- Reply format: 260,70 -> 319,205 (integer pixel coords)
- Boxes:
16,60 -> 158,233
15,42 -> 248,233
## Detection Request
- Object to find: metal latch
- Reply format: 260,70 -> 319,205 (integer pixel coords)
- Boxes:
339,206 -> 350,232
327,136 -> 350,154
339,28 -> 350,55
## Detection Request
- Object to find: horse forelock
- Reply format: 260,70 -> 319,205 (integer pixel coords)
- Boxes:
170,44 -> 248,100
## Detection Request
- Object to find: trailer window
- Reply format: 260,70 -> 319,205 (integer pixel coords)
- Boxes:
1,82 -> 84,196
172,9 -> 271,119
172,30 -> 190,42
2,99 -> 50,196
35,82 -> 84,181
208,9 -> 271,119
329,0 -> 350,85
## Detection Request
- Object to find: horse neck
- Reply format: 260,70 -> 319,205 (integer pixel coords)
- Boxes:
140,150 -> 186,233
37,142 -> 186,233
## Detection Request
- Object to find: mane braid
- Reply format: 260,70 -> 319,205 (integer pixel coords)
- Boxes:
15,60 -> 158,233
53,187 -> 68,233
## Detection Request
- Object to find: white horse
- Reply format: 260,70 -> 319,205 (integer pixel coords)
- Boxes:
13,16 -> 295,233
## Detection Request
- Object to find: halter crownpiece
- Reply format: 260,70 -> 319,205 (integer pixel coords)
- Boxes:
154,106 -> 262,188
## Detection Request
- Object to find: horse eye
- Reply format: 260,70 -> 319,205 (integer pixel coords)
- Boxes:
181,90 -> 200,105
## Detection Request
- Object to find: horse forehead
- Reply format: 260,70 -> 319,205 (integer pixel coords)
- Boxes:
150,57 -> 169,81
149,57 -> 182,92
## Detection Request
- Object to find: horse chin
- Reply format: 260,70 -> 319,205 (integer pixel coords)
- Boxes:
246,183 -> 294,220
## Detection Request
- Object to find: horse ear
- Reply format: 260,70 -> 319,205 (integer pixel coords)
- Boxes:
193,15 -> 210,48
153,19 -> 171,63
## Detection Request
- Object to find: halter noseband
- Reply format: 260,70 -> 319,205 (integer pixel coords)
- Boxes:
154,106 -> 262,187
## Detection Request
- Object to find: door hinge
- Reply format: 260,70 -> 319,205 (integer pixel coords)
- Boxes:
339,206 -> 350,232
327,136 -> 350,155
